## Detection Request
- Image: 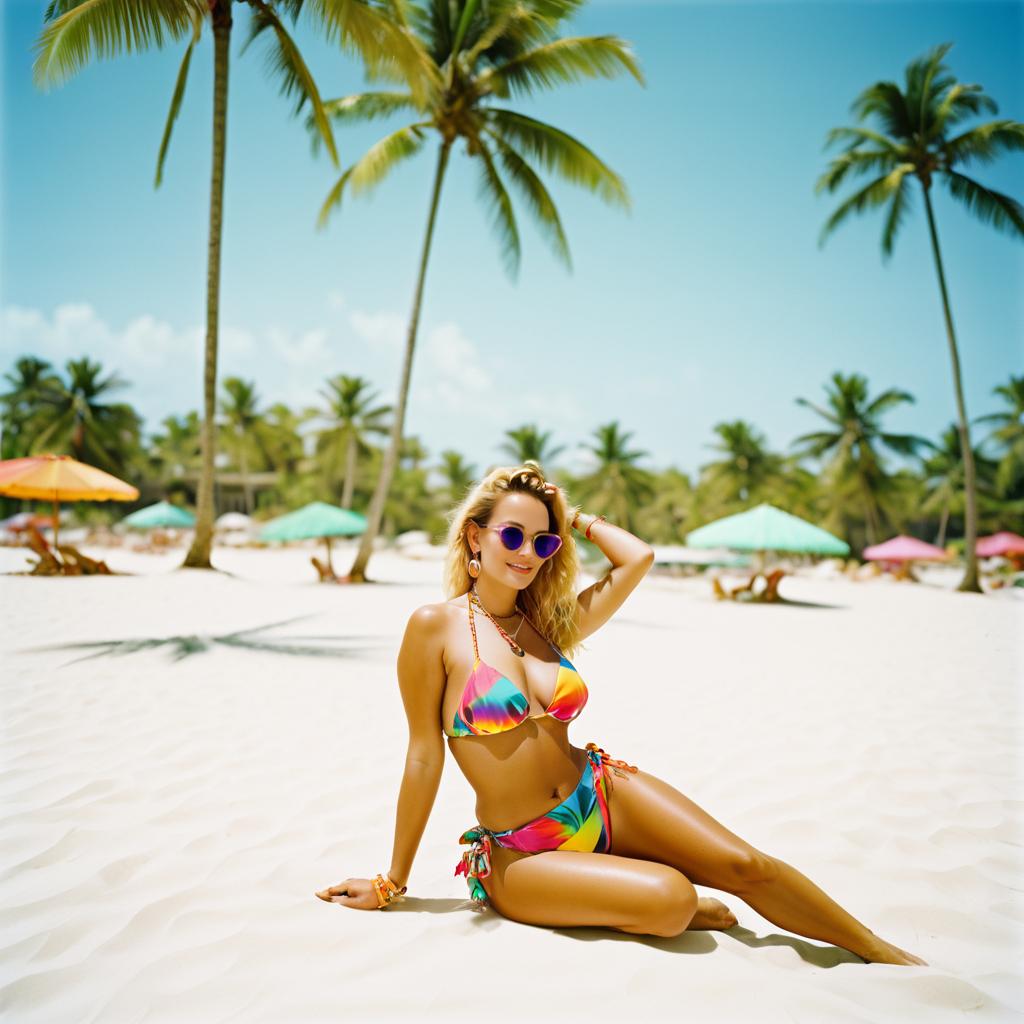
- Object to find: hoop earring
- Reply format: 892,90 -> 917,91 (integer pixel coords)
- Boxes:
468,553 -> 481,578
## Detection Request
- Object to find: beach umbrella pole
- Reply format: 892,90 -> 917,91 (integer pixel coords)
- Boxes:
325,535 -> 334,575
53,497 -> 60,552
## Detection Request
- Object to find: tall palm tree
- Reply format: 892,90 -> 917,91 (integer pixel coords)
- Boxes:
793,372 -> 929,548
920,423 -> 1000,547
28,357 -> 142,472
0,356 -> 64,459
499,423 -> 566,469
816,42 -> 1024,591
700,420 -> 792,510
313,374 -> 392,508
33,0 -> 420,569
311,0 -> 643,581
572,421 -> 655,535
976,375 -> 1024,501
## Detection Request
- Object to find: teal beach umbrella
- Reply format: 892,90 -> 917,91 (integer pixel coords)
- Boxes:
122,500 -> 196,529
686,503 -> 849,569
259,502 -> 367,575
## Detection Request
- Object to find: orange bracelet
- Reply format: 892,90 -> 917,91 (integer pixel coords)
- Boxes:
372,872 -> 408,909
585,515 -> 606,541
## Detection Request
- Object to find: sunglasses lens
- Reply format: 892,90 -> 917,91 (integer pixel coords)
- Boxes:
534,534 -> 562,559
498,526 -> 524,551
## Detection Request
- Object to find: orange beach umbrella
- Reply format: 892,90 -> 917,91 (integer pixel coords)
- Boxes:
0,454 -> 139,550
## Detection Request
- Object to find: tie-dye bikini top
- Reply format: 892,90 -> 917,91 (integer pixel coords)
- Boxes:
443,594 -> 589,739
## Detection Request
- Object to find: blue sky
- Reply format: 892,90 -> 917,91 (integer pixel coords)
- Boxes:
1,0 -> 1021,481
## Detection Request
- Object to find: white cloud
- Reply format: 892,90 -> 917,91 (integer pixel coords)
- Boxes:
349,309 -> 405,349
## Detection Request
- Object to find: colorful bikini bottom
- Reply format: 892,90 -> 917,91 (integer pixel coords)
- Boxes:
455,742 -> 640,906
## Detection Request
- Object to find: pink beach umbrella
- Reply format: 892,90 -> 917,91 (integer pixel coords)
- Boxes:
862,535 -> 949,562
976,532 -> 1024,558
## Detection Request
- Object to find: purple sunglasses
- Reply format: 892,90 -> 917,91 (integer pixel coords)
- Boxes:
476,521 -> 563,560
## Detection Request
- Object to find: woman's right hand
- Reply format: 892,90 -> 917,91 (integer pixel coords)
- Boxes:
314,878 -> 379,911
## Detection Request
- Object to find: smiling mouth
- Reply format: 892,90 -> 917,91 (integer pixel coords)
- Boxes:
506,562 -> 532,573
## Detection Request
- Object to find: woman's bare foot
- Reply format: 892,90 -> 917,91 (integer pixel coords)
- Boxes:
859,934 -> 929,966
687,896 -> 738,931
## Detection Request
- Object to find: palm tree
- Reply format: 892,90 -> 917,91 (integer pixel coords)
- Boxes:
313,374 -> 392,508
572,421 -> 655,535
149,411 -> 203,483
311,0 -> 643,581
976,375 -> 1024,500
635,466 -> 695,544
0,356 -> 64,459
435,448 -> 477,507
793,372 -> 929,548
33,0 -> 420,569
920,423 -> 1001,547
816,42 -> 1024,591
700,420 -> 793,511
499,423 -> 567,469
28,357 -> 142,472
218,377 -> 278,514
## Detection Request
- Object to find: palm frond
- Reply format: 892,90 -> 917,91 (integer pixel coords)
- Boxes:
933,81 -> 999,132
154,9 -> 202,189
476,137 -> 521,279
823,125 -> 903,153
880,171 -> 913,257
242,1 -> 339,167
316,121 -> 430,229
850,81 -> 913,141
866,387 -> 915,417
307,0 -> 439,104
486,108 -> 628,207
478,35 -> 644,98
33,0 -> 202,89
486,129 -> 571,269
942,120 -> 1024,168
815,146 -> 903,195
306,90 -> 421,157
818,164 -> 915,247
945,170 -> 1024,238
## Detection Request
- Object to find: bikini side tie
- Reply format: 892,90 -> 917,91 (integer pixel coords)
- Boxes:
455,826 -> 493,906
585,742 -> 639,778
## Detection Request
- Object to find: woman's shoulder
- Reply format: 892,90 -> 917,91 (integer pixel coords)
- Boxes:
405,597 -> 464,640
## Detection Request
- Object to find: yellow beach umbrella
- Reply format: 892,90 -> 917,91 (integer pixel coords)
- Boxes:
0,454 -> 139,551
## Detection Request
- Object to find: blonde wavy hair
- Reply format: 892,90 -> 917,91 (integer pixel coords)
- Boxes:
442,461 -> 584,658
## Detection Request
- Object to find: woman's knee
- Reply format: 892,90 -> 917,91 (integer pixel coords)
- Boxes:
724,849 -> 780,892
640,867 -> 698,937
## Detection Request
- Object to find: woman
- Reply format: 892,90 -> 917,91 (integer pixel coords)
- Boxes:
315,463 -> 926,965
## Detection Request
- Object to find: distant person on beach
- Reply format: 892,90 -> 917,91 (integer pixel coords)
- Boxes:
316,462 -> 926,966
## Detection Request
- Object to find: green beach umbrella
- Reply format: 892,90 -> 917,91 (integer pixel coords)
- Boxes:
259,501 -> 367,576
122,500 -> 196,529
686,503 -> 849,568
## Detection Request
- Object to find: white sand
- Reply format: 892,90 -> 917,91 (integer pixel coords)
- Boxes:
1,543 -> 1021,1023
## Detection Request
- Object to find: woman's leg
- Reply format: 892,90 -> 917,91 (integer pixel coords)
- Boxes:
603,764 -> 927,965
481,844 -> 700,937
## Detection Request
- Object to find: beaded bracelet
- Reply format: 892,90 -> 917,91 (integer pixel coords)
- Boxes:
372,872 -> 408,910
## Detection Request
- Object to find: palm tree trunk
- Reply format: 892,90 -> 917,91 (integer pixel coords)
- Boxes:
921,187 -> 981,593
240,443 -> 252,514
183,4 -> 231,569
937,501 -> 950,548
342,432 -> 356,509
347,141 -> 453,583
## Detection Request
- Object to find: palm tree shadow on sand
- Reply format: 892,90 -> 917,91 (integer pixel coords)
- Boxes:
17,615 -> 393,666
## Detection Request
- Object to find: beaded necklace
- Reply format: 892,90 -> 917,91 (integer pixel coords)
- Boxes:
469,584 -> 545,658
